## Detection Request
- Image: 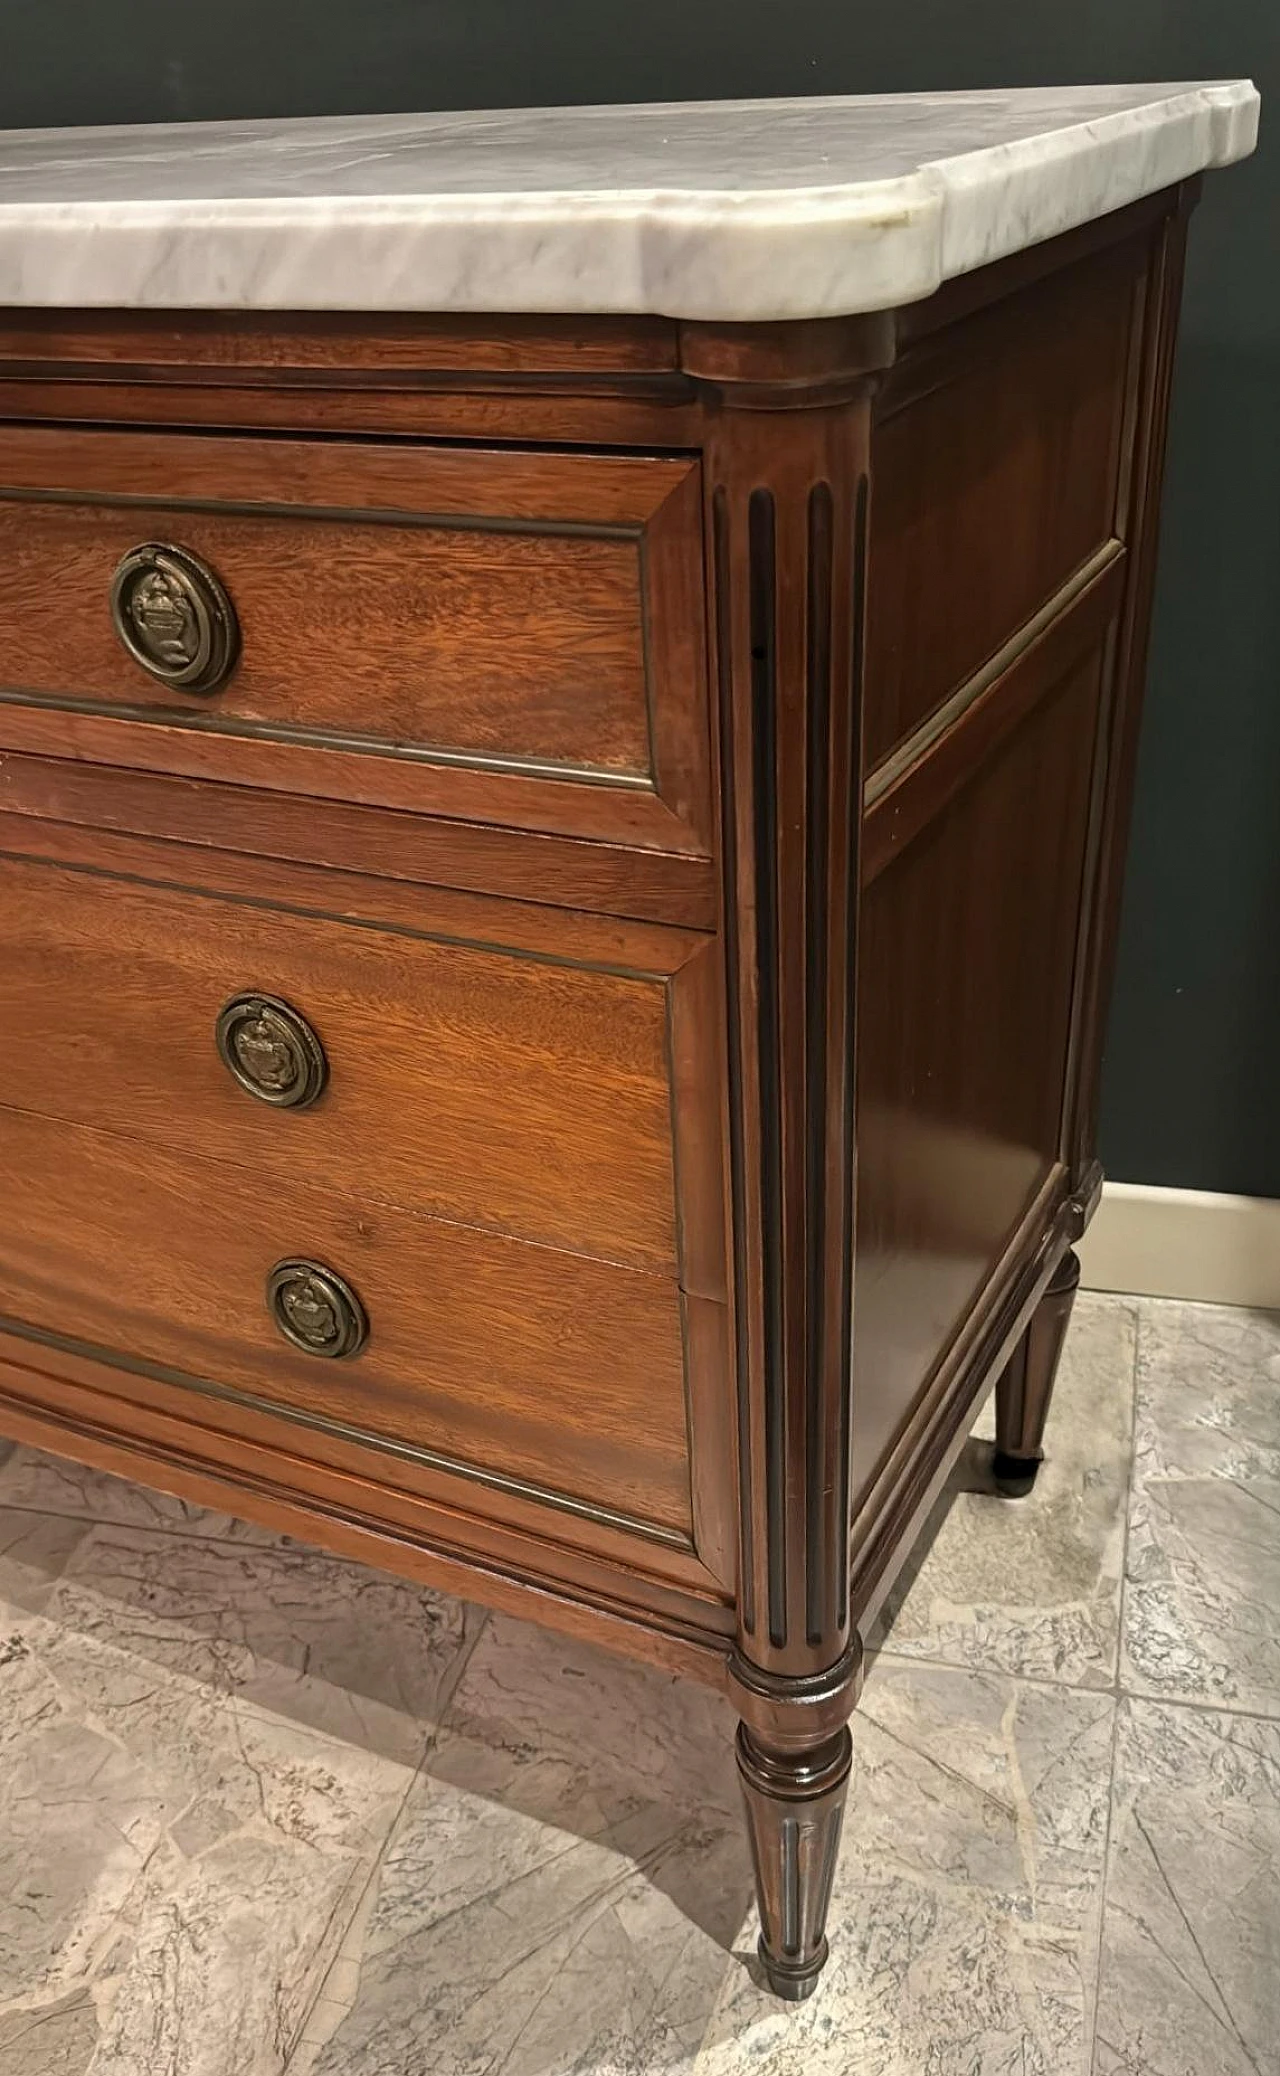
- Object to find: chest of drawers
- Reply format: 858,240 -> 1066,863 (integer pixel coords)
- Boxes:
0,85 -> 1258,2001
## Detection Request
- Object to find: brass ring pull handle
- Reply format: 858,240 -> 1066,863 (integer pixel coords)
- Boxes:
268,1259 -> 368,1360
216,994 -> 327,1110
110,541 -> 240,694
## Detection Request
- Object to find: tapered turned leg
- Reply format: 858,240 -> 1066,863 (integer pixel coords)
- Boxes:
705,355 -> 877,2007
994,1247 -> 1081,1496
736,1723 -> 852,2001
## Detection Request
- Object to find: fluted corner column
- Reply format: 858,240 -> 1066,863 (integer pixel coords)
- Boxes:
683,313 -> 892,1999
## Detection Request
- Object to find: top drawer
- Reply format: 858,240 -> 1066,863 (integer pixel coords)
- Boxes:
0,428 -> 710,853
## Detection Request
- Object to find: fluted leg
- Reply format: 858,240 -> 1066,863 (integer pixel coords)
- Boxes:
736,1722 -> 852,2001
994,1247 -> 1081,1496
698,329 -> 882,2007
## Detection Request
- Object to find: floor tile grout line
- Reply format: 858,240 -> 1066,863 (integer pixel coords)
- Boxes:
281,1850 -> 393,2076
280,1605 -> 492,2073
864,1661 -> 1280,1722
1116,1688 -> 1280,1728
357,1605 -> 494,1902
1085,1296 -> 1144,2076
871,1645 -> 1116,1700
1112,1296 -> 1280,1728
429,1603 -> 494,1742
1111,1293 -> 1147,1701
878,1297 -> 1280,1724
1086,1698 -> 1126,2076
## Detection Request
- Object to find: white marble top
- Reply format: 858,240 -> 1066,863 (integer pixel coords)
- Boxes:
0,84 -> 1259,322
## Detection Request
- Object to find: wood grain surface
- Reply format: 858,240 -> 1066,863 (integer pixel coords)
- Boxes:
0,196 -> 1196,1808
0,428 -> 711,849
866,243 -> 1136,768
0,1103 -> 697,1537
0,847 -> 704,1268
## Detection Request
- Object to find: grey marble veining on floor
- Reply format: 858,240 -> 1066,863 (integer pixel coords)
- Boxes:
1,1289 -> 1278,2075
0,1606 -> 421,2075
1123,1299 -> 1280,1715
40,1519 -> 479,1766
0,1456 -> 481,2076
0,1503 -> 92,1618
0,1446 -> 285,1545
694,1663 -> 1115,2076
295,1648 -> 1112,2076
1095,1698 -> 1280,2075
298,1617 -> 751,2076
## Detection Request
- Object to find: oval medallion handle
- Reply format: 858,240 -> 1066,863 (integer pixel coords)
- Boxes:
110,541 -> 240,695
267,1260 -> 368,1360
216,994 -> 327,1111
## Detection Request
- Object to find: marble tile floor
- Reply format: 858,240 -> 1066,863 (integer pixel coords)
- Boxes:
0,1291 -> 1277,2075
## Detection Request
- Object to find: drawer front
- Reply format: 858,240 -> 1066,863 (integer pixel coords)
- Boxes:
0,851 -> 703,1275
0,427 -> 709,852
0,1106 -> 694,1539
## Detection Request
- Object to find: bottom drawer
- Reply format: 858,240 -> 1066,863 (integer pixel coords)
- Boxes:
0,1106 -> 693,1540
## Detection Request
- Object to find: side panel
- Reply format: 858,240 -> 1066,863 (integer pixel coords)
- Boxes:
851,220 -> 1169,1510
853,644 -> 1105,1499
864,244 -> 1137,769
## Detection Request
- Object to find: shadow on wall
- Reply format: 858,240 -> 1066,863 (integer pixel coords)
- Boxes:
1100,318 -> 1280,1196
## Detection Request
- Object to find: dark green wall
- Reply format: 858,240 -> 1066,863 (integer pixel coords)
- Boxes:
2,3 -> 1275,1194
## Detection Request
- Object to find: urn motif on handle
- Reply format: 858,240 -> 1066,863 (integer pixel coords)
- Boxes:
110,542 -> 240,695
216,994 -> 328,1111
267,1260 -> 368,1360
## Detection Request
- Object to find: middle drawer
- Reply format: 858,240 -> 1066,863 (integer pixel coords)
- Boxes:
0,851 -> 687,1273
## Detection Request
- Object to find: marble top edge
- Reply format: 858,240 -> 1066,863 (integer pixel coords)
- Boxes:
0,82 -> 1260,321
0,85 -> 1258,200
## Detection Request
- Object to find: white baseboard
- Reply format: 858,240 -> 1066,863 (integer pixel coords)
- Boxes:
1077,1180 -> 1280,1310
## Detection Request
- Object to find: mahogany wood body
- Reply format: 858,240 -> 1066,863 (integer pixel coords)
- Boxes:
0,182 -> 1194,1997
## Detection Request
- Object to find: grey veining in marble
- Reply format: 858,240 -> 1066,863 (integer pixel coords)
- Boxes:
293,1613 -> 750,2074
873,1292 -> 1137,1687
1123,1299 -> 1280,1714
695,1661 -> 1114,2076
0,1990 -> 99,2074
0,1502 -> 91,1617
0,1441 -> 283,1544
0,84 -> 1258,320
5,1295 -> 1280,2074
42,1513 -> 480,1765
0,1607 -> 424,2075
0,1462 -> 486,2076
1095,1698 -> 1280,2075
302,1644 -> 1111,2076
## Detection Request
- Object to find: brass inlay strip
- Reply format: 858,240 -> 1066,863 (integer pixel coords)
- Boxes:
0,1312 -> 694,1553
0,480 -> 643,541
0,842 -> 682,983
863,540 -> 1126,810
0,687 -> 656,792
